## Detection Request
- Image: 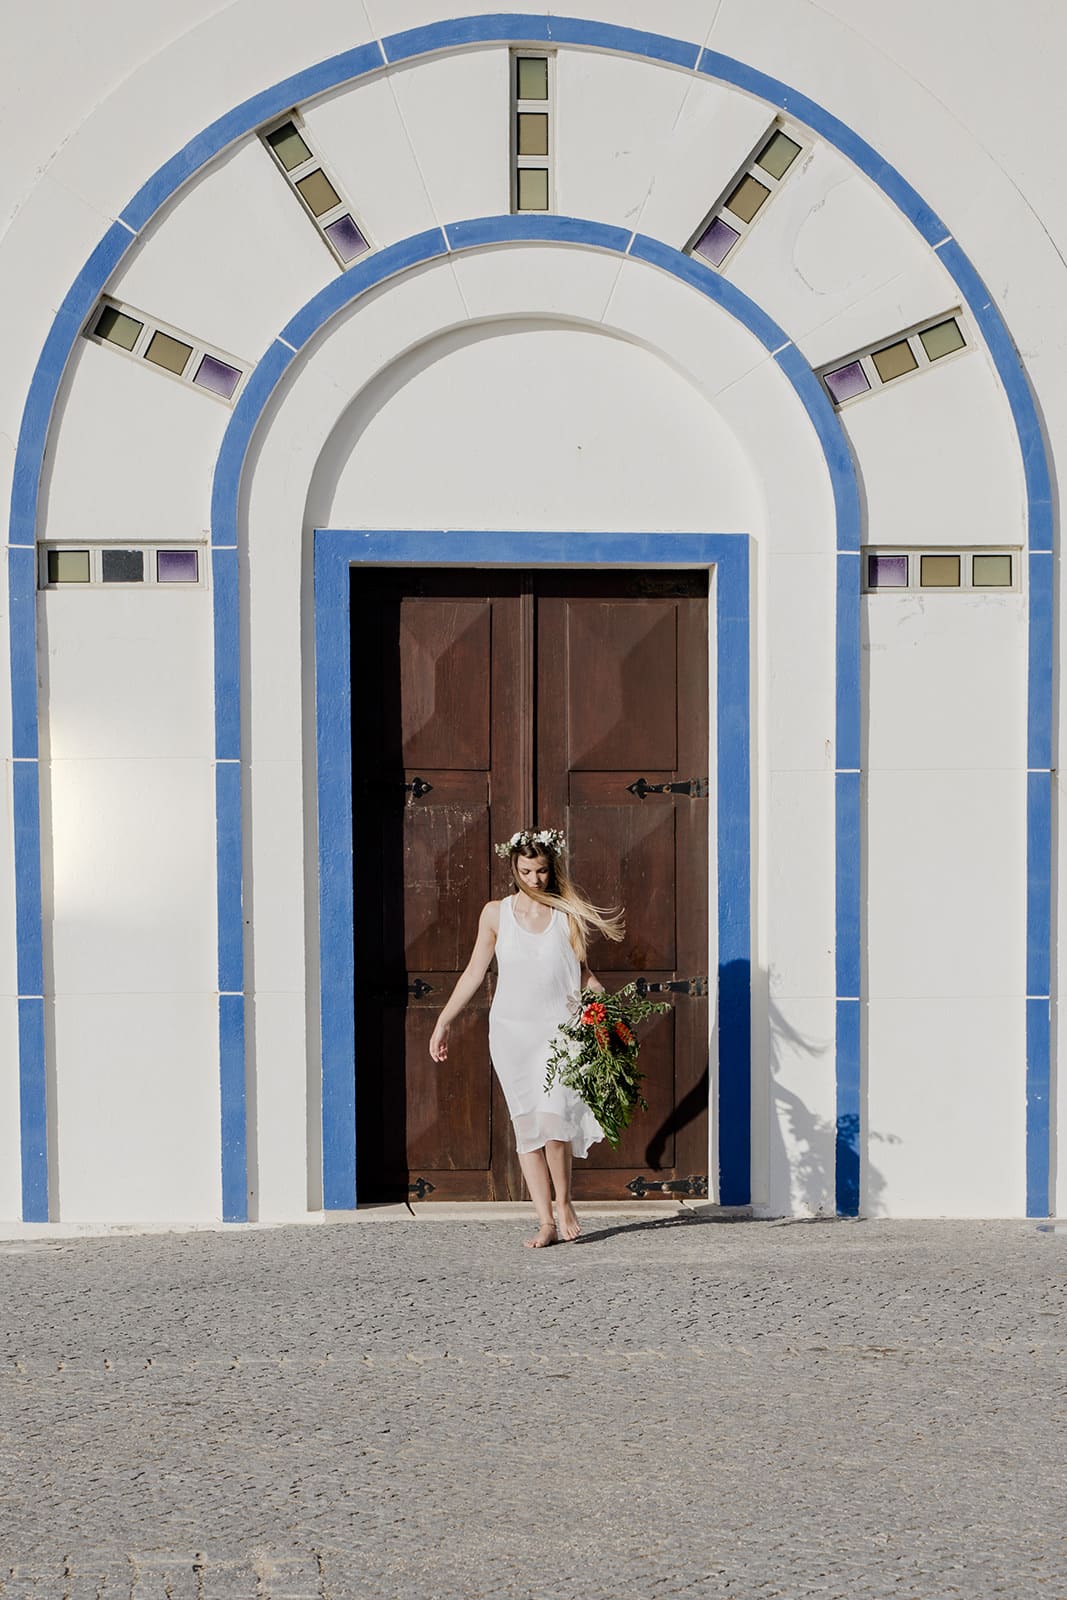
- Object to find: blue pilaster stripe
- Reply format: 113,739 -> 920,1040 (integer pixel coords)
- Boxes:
219,992 -> 247,1223
1026,997 -> 1051,1218
216,757 -> 247,1221
17,998 -> 48,1222
1027,553 -> 1054,773
8,547 -> 39,761
835,998 -> 861,1217
6,16 -> 1050,1226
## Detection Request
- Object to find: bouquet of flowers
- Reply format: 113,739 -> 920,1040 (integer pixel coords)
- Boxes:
544,983 -> 670,1148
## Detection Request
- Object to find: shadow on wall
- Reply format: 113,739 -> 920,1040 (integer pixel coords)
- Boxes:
758,980 -> 897,1217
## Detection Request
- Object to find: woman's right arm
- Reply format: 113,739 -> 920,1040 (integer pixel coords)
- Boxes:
428,902 -> 499,1061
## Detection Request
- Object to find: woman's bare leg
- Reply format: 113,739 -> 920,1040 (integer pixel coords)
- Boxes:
544,1140 -> 581,1241
517,1149 -> 557,1247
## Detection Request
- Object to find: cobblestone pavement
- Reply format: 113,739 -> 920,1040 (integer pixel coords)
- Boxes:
1,1213 -> 1065,1599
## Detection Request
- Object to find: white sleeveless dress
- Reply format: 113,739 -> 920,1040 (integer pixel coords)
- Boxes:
489,895 -> 605,1157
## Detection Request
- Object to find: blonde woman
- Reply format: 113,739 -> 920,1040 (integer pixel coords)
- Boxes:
428,830 -> 625,1248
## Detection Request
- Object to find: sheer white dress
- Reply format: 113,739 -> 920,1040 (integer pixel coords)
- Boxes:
489,894 -> 605,1157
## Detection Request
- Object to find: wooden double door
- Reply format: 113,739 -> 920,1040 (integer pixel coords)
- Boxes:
351,568 -> 710,1201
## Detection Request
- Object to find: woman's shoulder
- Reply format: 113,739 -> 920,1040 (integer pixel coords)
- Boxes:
480,899 -> 504,930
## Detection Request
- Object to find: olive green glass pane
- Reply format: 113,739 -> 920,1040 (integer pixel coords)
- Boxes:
517,112 -> 549,156
94,306 -> 143,351
517,167 -> 549,211
872,340 -> 919,383
972,553 -> 1013,588
724,173 -> 770,224
47,550 -> 90,583
920,554 -> 961,588
920,318 -> 965,361
517,57 -> 548,99
266,121 -> 312,172
144,330 -> 193,375
296,169 -> 341,217
756,129 -> 801,180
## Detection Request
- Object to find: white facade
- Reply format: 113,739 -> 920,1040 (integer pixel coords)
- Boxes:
1,0 -> 1062,1227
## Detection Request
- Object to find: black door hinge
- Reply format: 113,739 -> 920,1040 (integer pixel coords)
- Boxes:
627,1175 -> 709,1199
634,976 -> 709,998
628,777 -> 709,800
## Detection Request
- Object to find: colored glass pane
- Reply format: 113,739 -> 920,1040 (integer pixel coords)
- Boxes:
266,121 -> 312,172
517,57 -> 548,99
693,216 -> 739,266
920,554 -> 961,588
296,169 -> 341,217
824,361 -> 870,404
920,318 -> 965,361
517,112 -> 549,156
47,550 -> 90,583
101,549 -> 144,583
144,330 -> 193,375
193,354 -> 242,399
723,173 -> 770,224
972,553 -> 1012,588
157,550 -> 199,583
94,306 -> 143,351
517,168 -> 549,211
756,130 -> 801,180
872,340 -> 918,383
324,215 -> 370,263
867,554 -> 908,589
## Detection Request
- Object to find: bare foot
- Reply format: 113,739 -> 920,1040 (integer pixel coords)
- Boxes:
524,1221 -> 558,1249
556,1202 -> 582,1242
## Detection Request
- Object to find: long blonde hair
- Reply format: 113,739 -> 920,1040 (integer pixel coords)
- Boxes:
509,842 -> 625,963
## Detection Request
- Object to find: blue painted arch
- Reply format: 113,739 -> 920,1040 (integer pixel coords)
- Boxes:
6,14 -> 1052,1221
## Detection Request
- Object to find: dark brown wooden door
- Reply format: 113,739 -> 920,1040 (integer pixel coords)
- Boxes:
351,569 -> 709,1202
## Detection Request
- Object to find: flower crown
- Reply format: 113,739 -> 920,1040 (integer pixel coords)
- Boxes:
494,828 -> 567,859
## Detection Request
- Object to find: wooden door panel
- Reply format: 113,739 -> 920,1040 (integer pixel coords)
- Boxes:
383,990 -> 493,1170
399,598 -> 491,769
565,600 -> 679,771
564,798 -> 677,972
391,795 -> 491,974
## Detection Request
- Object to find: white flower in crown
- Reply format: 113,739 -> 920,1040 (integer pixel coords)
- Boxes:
494,827 -> 567,859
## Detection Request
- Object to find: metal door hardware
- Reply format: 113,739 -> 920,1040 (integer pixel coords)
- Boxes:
634,976 -> 709,998
408,1178 -> 436,1199
627,777 -> 709,800
402,777 -> 434,799
369,977 -> 435,1001
626,1175 -> 709,1199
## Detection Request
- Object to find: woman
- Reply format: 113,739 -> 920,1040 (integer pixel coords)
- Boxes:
428,829 -> 624,1248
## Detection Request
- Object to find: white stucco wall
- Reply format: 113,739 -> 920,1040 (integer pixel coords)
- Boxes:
1,0 -> 1063,1226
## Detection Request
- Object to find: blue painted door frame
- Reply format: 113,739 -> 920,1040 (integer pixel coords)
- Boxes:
313,530 -> 752,1209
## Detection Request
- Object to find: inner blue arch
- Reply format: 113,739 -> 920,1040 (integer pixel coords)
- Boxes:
7,14 -> 1052,1222
210,216 -> 859,1217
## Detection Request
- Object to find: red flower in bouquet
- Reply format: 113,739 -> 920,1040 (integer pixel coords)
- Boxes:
581,1001 -> 607,1025
614,1021 -> 634,1045
594,1024 -> 609,1050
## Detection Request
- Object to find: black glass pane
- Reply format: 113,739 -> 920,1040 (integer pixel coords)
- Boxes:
101,548 -> 145,583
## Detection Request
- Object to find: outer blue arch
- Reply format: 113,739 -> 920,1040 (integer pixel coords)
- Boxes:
6,13 -> 1051,1221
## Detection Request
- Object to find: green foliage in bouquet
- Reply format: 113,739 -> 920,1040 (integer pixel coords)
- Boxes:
544,983 -> 671,1148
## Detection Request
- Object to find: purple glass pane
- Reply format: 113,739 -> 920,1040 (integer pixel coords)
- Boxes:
157,550 -> 199,583
324,215 -> 370,263
824,361 -> 870,404
693,216 -> 740,267
193,354 -> 241,400
867,554 -> 908,589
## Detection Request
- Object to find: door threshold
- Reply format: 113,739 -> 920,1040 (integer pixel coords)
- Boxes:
326,1201 -> 752,1222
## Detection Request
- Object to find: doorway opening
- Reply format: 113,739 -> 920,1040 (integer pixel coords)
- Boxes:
350,567 -> 711,1201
